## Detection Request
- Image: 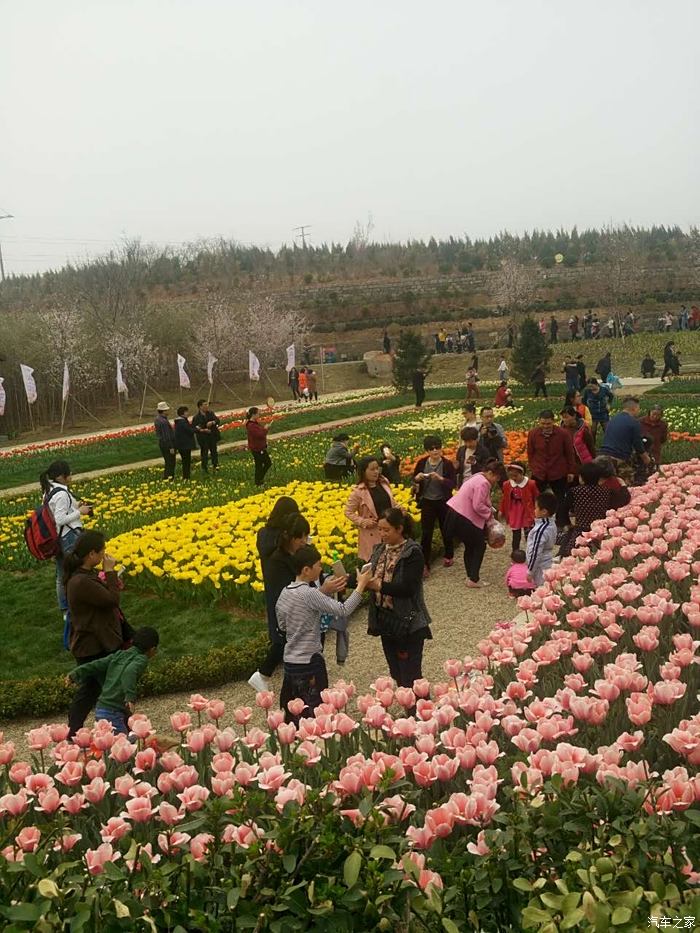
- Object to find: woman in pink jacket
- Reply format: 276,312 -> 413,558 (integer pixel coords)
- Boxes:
445,458 -> 506,587
344,456 -> 397,561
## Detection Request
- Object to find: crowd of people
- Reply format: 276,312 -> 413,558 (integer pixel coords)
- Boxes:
35,344 -> 676,730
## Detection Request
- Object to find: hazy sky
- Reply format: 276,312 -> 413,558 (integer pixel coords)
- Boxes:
2,0 -> 699,275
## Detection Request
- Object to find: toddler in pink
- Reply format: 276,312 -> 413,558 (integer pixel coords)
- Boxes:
505,549 -> 534,597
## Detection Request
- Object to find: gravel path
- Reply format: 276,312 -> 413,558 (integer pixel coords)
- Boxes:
2,545 -> 515,757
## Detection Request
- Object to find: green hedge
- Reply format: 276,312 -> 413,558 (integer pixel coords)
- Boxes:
0,632 -> 269,720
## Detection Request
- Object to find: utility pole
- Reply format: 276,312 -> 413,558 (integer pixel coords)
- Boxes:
293,225 -> 311,248
0,212 -> 14,281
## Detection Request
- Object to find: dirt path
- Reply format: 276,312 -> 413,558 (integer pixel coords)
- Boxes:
1,546 -> 516,757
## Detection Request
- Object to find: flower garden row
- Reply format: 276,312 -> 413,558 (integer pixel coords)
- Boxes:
0,462 -> 699,929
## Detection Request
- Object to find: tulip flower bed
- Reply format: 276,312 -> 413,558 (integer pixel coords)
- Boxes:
1,461 -> 700,930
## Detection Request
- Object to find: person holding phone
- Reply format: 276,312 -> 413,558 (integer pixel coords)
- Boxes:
365,508 -> 432,690
63,530 -> 125,736
412,435 -> 456,576
344,456 -> 397,562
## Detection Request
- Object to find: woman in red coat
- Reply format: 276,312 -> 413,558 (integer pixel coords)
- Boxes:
498,461 -> 538,550
245,407 -> 272,486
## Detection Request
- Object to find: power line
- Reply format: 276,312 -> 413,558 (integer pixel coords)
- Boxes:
293,225 -> 311,248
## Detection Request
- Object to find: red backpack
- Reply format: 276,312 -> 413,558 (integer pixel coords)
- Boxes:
24,488 -> 63,560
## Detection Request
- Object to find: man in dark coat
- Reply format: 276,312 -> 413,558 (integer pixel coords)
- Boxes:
192,398 -> 222,473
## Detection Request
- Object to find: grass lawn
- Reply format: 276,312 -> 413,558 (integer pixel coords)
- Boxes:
0,566 -> 264,683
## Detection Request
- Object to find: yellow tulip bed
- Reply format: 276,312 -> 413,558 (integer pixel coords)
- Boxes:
107,481 -> 419,605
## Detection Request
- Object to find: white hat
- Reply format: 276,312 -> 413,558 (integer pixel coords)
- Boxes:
157,401 -> 170,412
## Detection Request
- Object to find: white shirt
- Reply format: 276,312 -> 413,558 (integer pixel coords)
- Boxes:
47,482 -> 82,536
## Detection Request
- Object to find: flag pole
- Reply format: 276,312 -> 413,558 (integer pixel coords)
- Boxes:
60,396 -> 68,434
319,345 -> 326,391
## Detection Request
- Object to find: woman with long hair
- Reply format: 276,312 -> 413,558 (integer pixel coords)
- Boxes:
63,530 -> 125,735
564,388 -> 593,428
446,458 -> 507,588
366,508 -> 432,688
39,460 -> 92,646
344,455 -> 397,562
245,407 -> 272,486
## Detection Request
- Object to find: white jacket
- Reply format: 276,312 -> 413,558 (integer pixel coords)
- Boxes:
47,482 -> 82,537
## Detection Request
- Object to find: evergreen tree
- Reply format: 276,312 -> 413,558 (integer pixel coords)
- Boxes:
511,316 -> 552,385
392,329 -> 431,391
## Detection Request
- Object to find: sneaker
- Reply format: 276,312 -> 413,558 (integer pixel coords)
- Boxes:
247,671 -> 271,693
443,558 -> 454,568
466,580 -> 489,588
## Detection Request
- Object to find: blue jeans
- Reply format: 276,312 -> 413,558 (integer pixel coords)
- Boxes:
95,707 -> 129,735
57,528 -> 83,650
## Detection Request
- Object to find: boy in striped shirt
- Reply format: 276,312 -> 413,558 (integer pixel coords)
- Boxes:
276,545 -> 372,721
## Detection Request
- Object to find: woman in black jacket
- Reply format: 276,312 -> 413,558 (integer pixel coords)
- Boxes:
366,508 -> 432,689
412,435 -> 456,575
174,406 -> 197,480
661,342 -> 679,381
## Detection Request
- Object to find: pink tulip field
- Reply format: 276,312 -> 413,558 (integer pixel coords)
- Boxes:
1,461 -> 699,930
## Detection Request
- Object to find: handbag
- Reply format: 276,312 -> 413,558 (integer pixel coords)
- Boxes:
485,517 -> 506,549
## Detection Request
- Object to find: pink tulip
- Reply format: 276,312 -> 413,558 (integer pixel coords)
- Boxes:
35,787 -> 61,814
85,758 -> 106,780
9,762 -> 33,785
177,784 -> 210,812
405,824 -> 435,849
222,822 -> 264,848
71,728 -> 93,748
170,711 -> 192,732
48,723 -> 70,743
100,816 -> 131,843
233,706 -> 253,725
60,793 -> 86,815
188,693 -> 209,712
257,765 -> 290,792
54,832 -> 82,853
255,690 -> 275,709
186,729 -> 207,753
0,741 -> 16,766
124,796 -> 154,823
467,830 -> 491,856
133,747 -> 157,775
276,723 -> 297,745
233,761 -> 259,787
158,831 -> 191,855
15,826 -> 40,853
169,764 -> 199,791
626,694 -> 653,726
190,832 -> 214,862
207,700 -> 226,721
128,715 -> 153,739
114,774 -> 136,797
242,727 -> 267,750
24,772 -> 53,796
25,727 -> 52,751
84,777 -> 110,804
109,737 -> 136,764
286,699 -> 306,718
425,805 -> 455,839
275,778 -> 307,812
86,842 -> 120,875
653,681 -> 686,705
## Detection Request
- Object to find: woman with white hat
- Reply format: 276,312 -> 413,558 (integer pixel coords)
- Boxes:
154,402 -> 176,480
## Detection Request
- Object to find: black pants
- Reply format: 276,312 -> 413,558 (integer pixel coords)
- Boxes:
252,449 -> 272,486
591,420 -> 608,441
381,632 -> 425,688
177,448 -> 192,480
199,437 -> 219,472
458,516 -> 487,583
533,476 -> 569,527
280,653 -> 328,724
68,651 -> 111,736
420,499 -> 454,566
511,527 -> 531,551
290,383 -> 300,400
415,387 -> 425,407
160,444 -> 176,479
533,382 -> 548,398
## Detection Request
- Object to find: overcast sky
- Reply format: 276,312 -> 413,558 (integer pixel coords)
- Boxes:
2,0 -> 698,275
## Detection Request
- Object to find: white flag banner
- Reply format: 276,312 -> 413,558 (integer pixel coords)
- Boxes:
177,353 -> 191,389
20,364 -> 37,404
206,352 -> 218,385
0,377 -> 5,416
285,344 -> 296,373
62,361 -> 70,402
249,350 -> 261,381
116,357 -> 128,396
